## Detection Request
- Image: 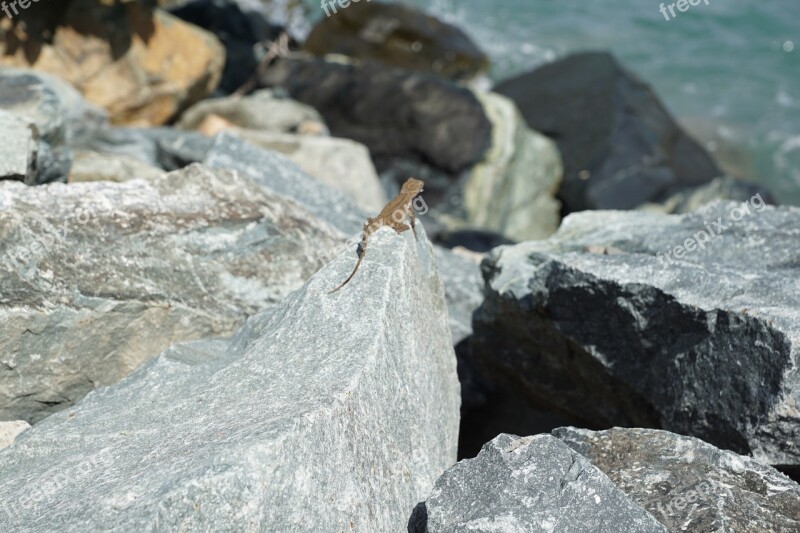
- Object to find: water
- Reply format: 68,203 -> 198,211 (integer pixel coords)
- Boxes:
304,0 -> 800,203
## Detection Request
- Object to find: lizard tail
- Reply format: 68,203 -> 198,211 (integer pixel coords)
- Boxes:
328,254 -> 365,293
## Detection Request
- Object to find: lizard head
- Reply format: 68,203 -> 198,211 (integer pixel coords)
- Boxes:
401,177 -> 425,197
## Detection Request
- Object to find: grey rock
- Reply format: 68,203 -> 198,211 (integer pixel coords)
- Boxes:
203,134 -> 485,352
554,427 -> 800,533
495,52 -> 722,213
643,175 -> 777,214
258,55 -> 493,176
0,421 -> 29,450
0,67 -> 106,147
177,89 -> 327,135
203,132 -> 367,234
0,110 -> 37,182
469,200 -> 800,466
75,127 -> 214,171
411,433 -> 667,533
0,223 -> 459,532
226,128 -> 387,212
69,150 -> 167,183
0,164 -> 341,423
440,92 -> 562,242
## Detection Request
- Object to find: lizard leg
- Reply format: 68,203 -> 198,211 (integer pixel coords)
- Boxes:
392,222 -> 411,233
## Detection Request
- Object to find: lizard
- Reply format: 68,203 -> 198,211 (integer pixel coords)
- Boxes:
329,177 -> 425,293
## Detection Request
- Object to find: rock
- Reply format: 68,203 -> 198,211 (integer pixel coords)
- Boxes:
177,89 -> 326,135
555,427 -> 800,532
74,127 -> 214,171
0,223 -> 460,531
166,0 -> 290,94
0,421 -> 29,450
225,128 -> 387,212
469,199 -> 800,466
304,1 -> 488,80
642,175 -> 777,214
411,433 -> 667,532
202,134 -> 485,351
258,55 -> 493,177
0,67 -> 108,147
161,0 -> 310,39
0,110 -> 38,182
0,164 -> 342,423
440,92 -> 562,241
434,229 -> 515,254
0,1 -> 225,125
0,68 -> 107,183
495,52 -> 722,213
68,150 -> 167,183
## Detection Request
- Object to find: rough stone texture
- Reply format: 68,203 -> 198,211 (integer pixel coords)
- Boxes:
410,433 -> 667,532
0,164 -> 342,423
177,89 -> 326,135
258,55 -> 493,177
69,150 -> 167,183
469,200 -> 800,466
554,427 -> 800,533
0,224 -> 459,532
304,1 -> 488,80
495,52 -> 722,213
203,134 -> 485,350
0,1 -> 225,125
441,92 -> 562,241
226,128 -> 387,212
0,421 -> 29,450
0,110 -> 37,182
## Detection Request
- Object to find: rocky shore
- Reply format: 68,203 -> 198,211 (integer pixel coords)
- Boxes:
0,1 -> 797,531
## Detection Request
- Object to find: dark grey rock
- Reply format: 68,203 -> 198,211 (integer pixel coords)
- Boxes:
167,0 -> 291,94
411,433 -> 667,532
469,200 -> 800,466
0,223 -> 459,531
258,55 -> 493,176
304,1 -> 488,80
554,427 -> 800,532
0,164 -> 341,423
495,52 -> 722,213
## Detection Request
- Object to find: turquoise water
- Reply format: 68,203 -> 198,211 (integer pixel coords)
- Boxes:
305,0 -> 800,203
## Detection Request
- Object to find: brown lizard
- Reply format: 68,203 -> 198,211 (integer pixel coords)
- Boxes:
329,177 -> 425,293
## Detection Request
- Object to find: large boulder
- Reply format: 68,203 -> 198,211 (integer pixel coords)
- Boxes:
0,0 -> 225,125
468,199 -> 800,466
0,68 -> 106,183
304,1 -> 488,80
440,92 -> 562,241
410,433 -> 667,532
0,110 -> 38,182
177,89 -> 326,135
0,223 -> 460,531
495,52 -> 722,213
202,133 -> 485,351
257,55 -> 493,178
0,421 -> 28,450
0,164 -> 341,423
555,427 -> 800,532
226,129 -> 387,212
166,0 -> 290,94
